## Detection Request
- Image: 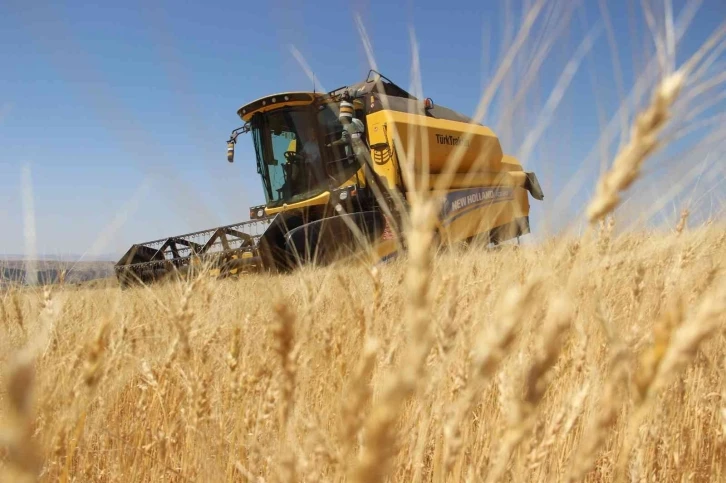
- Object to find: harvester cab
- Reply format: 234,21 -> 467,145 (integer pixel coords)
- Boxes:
228,93 -> 363,209
114,70 -> 544,286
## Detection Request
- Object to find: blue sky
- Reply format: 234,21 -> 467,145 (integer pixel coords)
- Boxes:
1,0 -> 724,259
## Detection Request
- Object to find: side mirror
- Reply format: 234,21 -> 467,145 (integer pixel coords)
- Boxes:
227,141 -> 235,163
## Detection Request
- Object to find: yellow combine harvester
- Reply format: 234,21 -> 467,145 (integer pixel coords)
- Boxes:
115,71 -> 543,285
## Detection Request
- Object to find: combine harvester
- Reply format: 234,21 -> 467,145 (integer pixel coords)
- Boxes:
115,71 -> 544,286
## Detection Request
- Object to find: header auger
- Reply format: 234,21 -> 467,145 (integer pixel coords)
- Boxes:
115,70 -> 543,286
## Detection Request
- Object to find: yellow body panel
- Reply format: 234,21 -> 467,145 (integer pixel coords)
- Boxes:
365,111 -> 402,190
264,190 -> 331,216
501,154 -> 524,170
426,172 -> 520,189
434,187 -> 530,244
360,109 -> 532,252
370,238 -> 399,262
370,110 -> 504,174
362,109 -> 531,246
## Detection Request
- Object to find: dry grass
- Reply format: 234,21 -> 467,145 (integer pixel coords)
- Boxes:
0,224 -> 724,482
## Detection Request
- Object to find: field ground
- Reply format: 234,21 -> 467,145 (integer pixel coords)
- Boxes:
0,224 -> 724,482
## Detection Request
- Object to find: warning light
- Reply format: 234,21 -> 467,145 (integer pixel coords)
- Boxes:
424,98 -> 434,110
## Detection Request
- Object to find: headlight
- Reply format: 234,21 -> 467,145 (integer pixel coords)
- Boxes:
249,205 -> 266,219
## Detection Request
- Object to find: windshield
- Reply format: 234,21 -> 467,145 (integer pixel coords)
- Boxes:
251,104 -> 362,207
251,108 -> 326,206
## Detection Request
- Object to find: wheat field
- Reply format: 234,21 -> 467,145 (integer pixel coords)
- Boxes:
1,222 -> 725,482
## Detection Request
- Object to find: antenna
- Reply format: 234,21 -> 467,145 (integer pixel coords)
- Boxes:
313,73 -> 316,94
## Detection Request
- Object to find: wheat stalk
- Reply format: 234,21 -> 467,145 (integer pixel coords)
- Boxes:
349,198 -> 438,483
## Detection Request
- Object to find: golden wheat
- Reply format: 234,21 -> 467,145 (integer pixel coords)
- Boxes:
0,224 -> 724,482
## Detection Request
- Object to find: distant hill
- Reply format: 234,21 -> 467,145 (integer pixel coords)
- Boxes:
1,253 -> 118,262
0,259 -> 116,287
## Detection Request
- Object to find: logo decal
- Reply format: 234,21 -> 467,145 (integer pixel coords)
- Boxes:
435,133 -> 471,147
442,186 -> 514,221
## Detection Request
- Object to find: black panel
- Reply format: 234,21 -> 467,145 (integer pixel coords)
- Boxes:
283,211 -> 385,266
365,94 -> 476,124
524,172 -> 545,200
238,93 -> 314,118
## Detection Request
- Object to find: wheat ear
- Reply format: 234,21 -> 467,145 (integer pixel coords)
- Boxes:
587,71 -> 685,223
